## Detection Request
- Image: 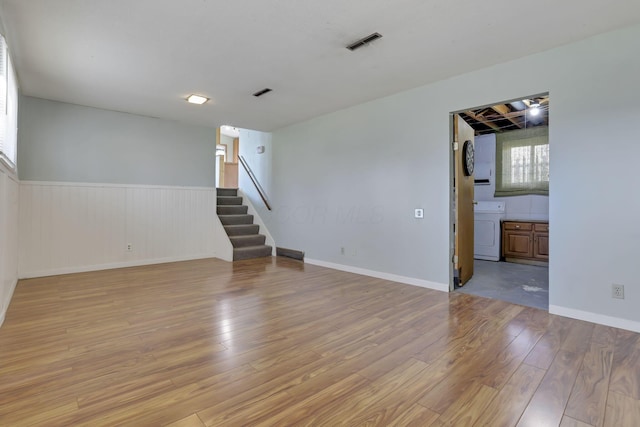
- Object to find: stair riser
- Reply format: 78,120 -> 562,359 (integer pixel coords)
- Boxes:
217,197 -> 243,205
217,206 -> 248,215
224,225 -> 260,236
217,188 -> 238,197
219,215 -> 254,225
233,246 -> 272,261
230,235 -> 266,248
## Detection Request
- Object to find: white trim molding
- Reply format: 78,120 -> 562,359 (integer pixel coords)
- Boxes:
305,258 -> 449,292
550,305 -> 640,333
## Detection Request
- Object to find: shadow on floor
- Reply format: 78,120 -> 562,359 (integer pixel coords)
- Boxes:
456,260 -> 549,310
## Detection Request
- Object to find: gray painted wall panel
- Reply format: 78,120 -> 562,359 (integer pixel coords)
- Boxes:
18,97 -> 216,186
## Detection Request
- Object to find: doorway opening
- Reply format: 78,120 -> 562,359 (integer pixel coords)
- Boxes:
450,94 -> 549,310
217,125 -> 240,188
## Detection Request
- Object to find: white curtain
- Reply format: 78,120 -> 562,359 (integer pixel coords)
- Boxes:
495,127 -> 549,197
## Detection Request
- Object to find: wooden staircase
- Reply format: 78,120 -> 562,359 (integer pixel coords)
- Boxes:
217,188 -> 272,261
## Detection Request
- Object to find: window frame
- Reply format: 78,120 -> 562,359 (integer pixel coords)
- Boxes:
0,33 -> 18,174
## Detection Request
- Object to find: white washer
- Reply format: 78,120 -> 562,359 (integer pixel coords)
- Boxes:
474,201 -> 506,261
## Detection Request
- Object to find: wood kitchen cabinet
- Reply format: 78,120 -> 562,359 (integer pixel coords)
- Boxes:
502,220 -> 548,265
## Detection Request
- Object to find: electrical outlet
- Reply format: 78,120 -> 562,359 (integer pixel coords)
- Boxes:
414,208 -> 424,219
612,284 -> 624,299
127,243 -> 133,252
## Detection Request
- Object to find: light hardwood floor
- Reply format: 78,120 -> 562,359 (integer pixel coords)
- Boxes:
1,257 -> 639,426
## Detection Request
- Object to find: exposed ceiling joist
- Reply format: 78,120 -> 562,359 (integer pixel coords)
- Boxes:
491,104 -> 522,129
464,110 -> 501,132
462,95 -> 549,135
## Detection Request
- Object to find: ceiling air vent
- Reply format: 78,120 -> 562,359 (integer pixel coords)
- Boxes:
253,88 -> 272,97
346,32 -> 382,51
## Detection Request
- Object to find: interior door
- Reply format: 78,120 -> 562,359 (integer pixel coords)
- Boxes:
454,114 -> 475,286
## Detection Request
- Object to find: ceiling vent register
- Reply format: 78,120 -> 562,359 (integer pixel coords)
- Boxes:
346,32 -> 383,51
253,88 -> 272,97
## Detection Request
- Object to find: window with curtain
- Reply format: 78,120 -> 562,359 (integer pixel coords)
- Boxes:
0,34 -> 19,170
495,127 -> 549,197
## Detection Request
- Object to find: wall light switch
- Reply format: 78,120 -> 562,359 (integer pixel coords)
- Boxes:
414,209 -> 424,219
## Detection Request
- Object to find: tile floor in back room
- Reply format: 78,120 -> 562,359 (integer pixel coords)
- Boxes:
457,259 -> 549,310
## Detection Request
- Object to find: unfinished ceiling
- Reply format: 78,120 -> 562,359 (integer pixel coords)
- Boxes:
0,1 -> 639,132
462,96 -> 549,135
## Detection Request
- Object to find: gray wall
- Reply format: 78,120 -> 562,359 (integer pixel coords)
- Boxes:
18,96 -> 216,186
264,24 -> 640,327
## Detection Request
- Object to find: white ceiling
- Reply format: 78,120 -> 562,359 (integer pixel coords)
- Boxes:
1,0 -> 640,132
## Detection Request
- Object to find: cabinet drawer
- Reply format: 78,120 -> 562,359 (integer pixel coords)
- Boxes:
534,223 -> 549,232
503,222 -> 533,231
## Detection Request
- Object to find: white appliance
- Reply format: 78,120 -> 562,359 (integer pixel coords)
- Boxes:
474,201 -> 506,261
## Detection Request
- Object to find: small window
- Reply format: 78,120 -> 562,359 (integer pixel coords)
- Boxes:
495,127 -> 549,197
0,34 -> 18,170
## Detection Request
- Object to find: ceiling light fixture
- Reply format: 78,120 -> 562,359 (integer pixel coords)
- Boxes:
186,94 -> 209,105
529,100 -> 541,117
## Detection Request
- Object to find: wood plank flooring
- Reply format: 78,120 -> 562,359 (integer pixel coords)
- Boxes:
1,257 -> 639,426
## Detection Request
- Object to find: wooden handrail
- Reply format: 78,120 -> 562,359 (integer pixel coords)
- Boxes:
239,156 -> 272,211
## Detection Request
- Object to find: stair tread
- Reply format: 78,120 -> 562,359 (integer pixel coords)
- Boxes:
217,205 -> 247,213
230,234 -> 265,240
217,196 -> 243,205
224,224 -> 260,236
219,213 -> 254,225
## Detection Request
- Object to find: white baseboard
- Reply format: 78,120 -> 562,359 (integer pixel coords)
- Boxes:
19,253 -> 220,279
550,304 -> 640,333
305,258 -> 449,292
0,278 -> 18,327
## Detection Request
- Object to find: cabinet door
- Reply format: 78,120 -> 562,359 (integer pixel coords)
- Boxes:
503,230 -> 533,258
534,232 -> 549,260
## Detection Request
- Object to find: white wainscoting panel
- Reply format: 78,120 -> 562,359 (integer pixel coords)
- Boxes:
19,182 -> 221,278
0,169 -> 19,326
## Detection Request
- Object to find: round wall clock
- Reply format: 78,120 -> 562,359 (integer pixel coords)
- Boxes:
462,140 -> 474,176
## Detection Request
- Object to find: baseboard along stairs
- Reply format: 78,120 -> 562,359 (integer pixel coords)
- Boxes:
217,188 -> 273,261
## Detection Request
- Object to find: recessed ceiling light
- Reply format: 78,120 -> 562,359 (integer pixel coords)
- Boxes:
186,94 -> 209,105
